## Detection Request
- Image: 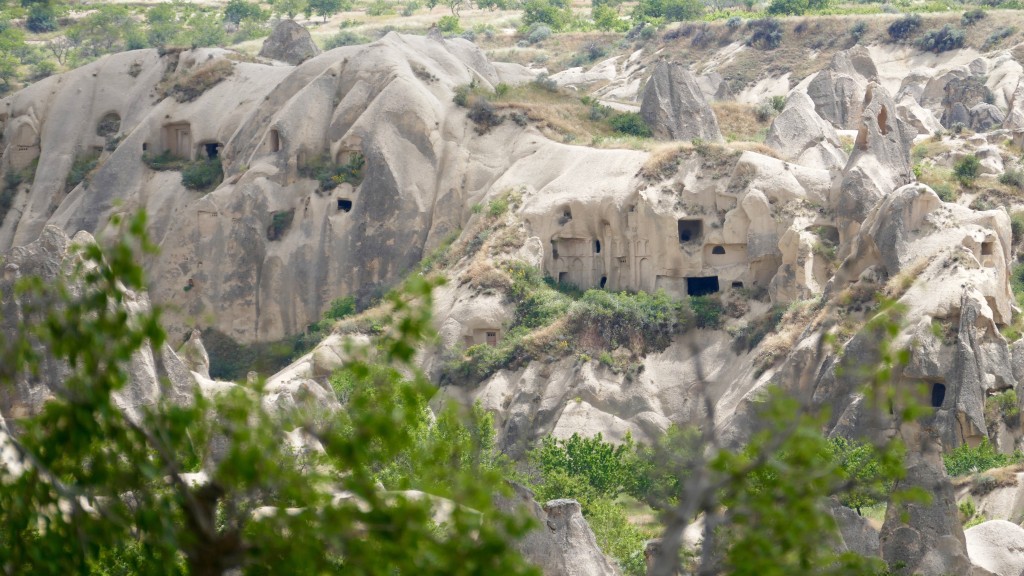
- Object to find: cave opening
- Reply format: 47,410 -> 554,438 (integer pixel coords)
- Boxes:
687,276 -> 720,296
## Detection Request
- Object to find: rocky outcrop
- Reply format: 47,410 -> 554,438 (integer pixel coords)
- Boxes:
880,435 -> 985,576
965,520 -> 1024,576
969,103 -> 1005,132
941,76 -> 993,129
0,226 -> 195,422
494,483 -> 620,576
806,46 -> 877,130
826,499 -> 880,558
832,84 -> 916,245
258,19 -> 320,65
640,61 -> 723,142
764,91 -> 846,171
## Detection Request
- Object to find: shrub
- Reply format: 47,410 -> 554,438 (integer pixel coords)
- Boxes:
181,158 -> 223,191
96,113 -> 121,137
567,290 -> 691,353
888,14 -> 921,42
933,183 -> 957,202
983,26 -> 1016,50
1011,212 -> 1024,246
746,18 -> 783,50
608,112 -> 652,137
944,439 -> 1018,477
142,151 -> 188,171
985,389 -> 1020,428
690,295 -> 724,329
468,97 -> 504,133
532,73 -> 558,92
31,59 -> 57,80
1000,167 -> 1024,190
525,22 -> 552,44
521,0 -> 573,31
850,20 -> 868,43
325,296 -> 357,320
633,0 -> 704,23
487,196 -> 508,217
323,30 -> 369,48
954,154 -> 980,186
26,4 -> 58,33
298,153 -> 365,191
267,209 -> 295,241
438,14 -> 461,33
767,0 -> 809,16
366,0 -> 394,15
917,24 -> 965,53
66,154 -> 100,193
961,8 -> 985,26
727,16 -> 742,29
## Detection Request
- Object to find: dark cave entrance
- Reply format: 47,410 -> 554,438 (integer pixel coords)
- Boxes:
687,276 -> 720,296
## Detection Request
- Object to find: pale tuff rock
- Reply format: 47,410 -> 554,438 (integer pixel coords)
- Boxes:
179,329 -> 211,379
826,499 -> 880,558
764,91 -> 847,171
880,435 -> 991,576
258,19 -> 320,65
964,520 -> 1024,576
832,83 -> 916,246
640,60 -> 723,142
806,46 -> 878,130
0,226 -> 195,422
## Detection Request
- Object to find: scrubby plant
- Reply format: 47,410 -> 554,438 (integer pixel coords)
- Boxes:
849,20 -> 868,43
888,13 -> 921,42
267,209 -> 295,241
961,8 -> 985,26
524,22 -> 553,44
746,18 -> 783,50
161,59 -> 234,103
608,112 -> 652,137
917,24 -> 965,53
181,157 -> 223,191
323,30 -> 369,49
944,438 -> 1020,477
366,0 -> 395,15
468,97 -> 504,133
985,389 -> 1020,428
298,153 -> 365,191
1011,212 -> 1024,246
954,154 -> 980,187
438,14 -> 461,33
66,154 -> 100,193
983,26 -> 1016,50
999,167 -> 1024,189
690,294 -> 724,329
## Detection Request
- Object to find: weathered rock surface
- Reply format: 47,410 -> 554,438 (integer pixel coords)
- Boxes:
640,61 -> 723,142
806,46 -> 877,130
965,520 -> 1024,576
0,226 -> 194,421
826,499 -> 880,558
494,483 -> 620,576
764,91 -> 846,171
258,19 -> 320,65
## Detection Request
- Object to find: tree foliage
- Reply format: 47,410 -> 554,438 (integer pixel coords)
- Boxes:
0,215 -> 537,575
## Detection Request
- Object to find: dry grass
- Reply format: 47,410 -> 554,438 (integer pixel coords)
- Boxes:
639,142 -> 693,180
729,140 -> 782,159
712,102 -> 772,143
161,59 -> 234,103
884,256 -> 931,299
755,299 -> 819,372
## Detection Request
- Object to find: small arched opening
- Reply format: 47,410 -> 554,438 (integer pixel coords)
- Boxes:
712,245 -> 726,255
594,240 -> 601,254
269,129 -> 280,153
201,142 -> 223,159
337,198 -> 352,212
600,276 -> 607,288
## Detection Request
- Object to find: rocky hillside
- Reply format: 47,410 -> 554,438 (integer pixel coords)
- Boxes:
7,14 -> 1024,574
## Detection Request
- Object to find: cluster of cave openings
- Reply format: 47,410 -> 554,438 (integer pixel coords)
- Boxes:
931,383 -> 946,408
337,198 -> 352,212
678,219 -> 703,244
687,276 -> 719,296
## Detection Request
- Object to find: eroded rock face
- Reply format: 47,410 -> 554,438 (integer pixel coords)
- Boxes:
0,226 -> 194,422
806,46 -> 877,130
494,483 -> 620,576
826,499 -> 880,558
880,435 -> 980,576
764,91 -> 846,171
259,19 -> 320,65
832,84 -> 916,246
640,61 -> 723,142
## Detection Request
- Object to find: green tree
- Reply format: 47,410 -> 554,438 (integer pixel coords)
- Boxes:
147,4 -> 182,47
827,436 -> 893,514
521,0 -> 573,31
274,0 -> 308,19
308,0 -> 345,21
0,22 -> 25,89
954,154 -> 980,187
187,12 -> 227,48
223,0 -> 269,23
0,213 -> 538,575
633,0 -> 703,23
766,0 -> 809,16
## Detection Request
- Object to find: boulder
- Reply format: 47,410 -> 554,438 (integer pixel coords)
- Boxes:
764,91 -> 846,171
826,498 -> 880,558
640,60 -> 723,142
258,19 -> 320,65
941,75 -> 993,129
494,483 -> 620,576
965,520 -> 1024,576
970,103 -> 1006,133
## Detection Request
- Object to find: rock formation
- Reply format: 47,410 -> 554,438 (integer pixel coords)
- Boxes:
640,61 -> 723,142
494,483 -> 620,575
805,46 -> 877,130
764,91 -> 846,171
259,19 -> 320,65
964,520 -> 1024,576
